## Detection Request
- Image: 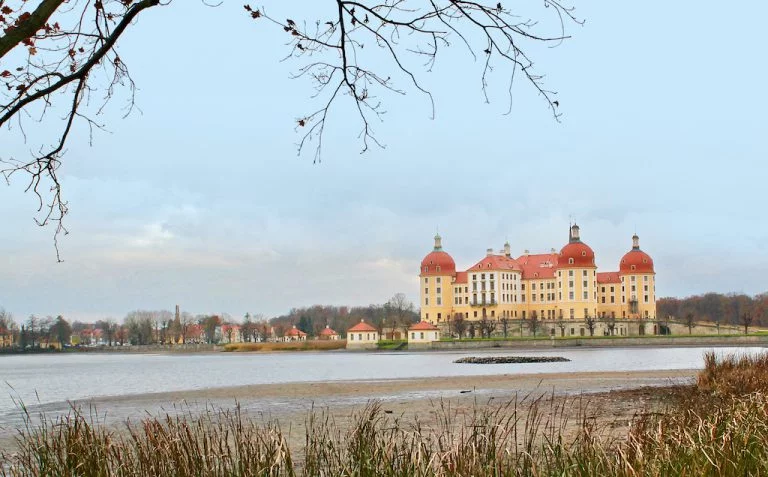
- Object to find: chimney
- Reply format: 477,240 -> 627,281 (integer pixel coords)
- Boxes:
175,305 -> 180,321
486,248 -> 494,256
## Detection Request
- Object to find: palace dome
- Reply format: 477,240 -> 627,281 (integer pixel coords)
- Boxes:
420,251 -> 456,275
558,224 -> 596,268
620,234 -> 654,274
420,234 -> 456,276
559,242 -> 596,268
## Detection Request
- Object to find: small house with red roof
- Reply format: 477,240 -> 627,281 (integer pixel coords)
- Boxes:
283,325 -> 307,342
407,321 -> 440,348
346,319 -> 379,349
318,325 -> 339,341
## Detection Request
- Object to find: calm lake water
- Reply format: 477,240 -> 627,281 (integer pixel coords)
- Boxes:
1,346 -> 764,417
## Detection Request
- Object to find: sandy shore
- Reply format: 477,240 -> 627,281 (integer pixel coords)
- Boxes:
91,369 -> 696,404
0,369 -> 696,452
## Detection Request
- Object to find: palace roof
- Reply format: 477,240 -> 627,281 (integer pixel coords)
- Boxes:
517,253 -> 559,279
597,272 -> 621,284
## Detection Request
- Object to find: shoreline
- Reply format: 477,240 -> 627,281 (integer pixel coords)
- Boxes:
79,368 -> 697,408
2,335 -> 767,357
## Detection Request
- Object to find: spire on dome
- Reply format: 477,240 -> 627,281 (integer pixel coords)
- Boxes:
433,233 -> 443,251
569,223 -> 581,243
632,234 -> 640,250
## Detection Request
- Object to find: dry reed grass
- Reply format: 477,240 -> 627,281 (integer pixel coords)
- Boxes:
222,341 -> 346,352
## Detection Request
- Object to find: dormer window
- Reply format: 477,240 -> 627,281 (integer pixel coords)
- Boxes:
423,266 -> 428,273
436,266 -> 441,272
569,258 -> 574,265
581,251 -> 586,256
631,265 -> 636,271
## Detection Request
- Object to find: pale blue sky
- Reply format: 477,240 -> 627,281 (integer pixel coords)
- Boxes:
1,1 -> 767,321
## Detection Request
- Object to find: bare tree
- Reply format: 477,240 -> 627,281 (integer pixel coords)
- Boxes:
528,312 -> 540,337
584,313 -> 596,337
500,316 -> 509,339
604,314 -> 617,336
556,317 -> 566,337
741,312 -> 753,335
1,1 -> 580,256
451,313 -> 467,339
477,316 -> 495,338
387,293 -> 416,336
684,312 -> 695,335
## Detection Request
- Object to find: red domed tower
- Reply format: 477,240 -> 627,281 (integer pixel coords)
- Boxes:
556,224 -> 598,319
420,233 -> 456,276
619,234 -> 656,320
620,234 -> 654,274
419,234 -> 456,324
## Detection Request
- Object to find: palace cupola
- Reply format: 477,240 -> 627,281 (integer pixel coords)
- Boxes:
558,223 -> 596,268
619,234 -> 654,274
420,233 -> 456,276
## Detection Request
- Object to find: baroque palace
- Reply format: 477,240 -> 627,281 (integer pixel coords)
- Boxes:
420,224 -> 658,337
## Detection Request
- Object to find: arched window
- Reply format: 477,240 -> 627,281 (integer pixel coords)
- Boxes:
569,258 -> 574,265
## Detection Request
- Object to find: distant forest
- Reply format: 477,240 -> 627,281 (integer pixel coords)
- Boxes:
657,292 -> 768,326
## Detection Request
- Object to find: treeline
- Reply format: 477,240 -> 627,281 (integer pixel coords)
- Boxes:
0,293 -> 419,349
657,292 -> 768,326
269,293 -> 419,337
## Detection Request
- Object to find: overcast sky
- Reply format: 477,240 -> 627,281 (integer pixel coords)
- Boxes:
1,1 -> 767,322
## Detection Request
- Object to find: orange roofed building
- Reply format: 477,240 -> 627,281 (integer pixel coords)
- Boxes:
420,225 -> 658,337
346,319 -> 379,349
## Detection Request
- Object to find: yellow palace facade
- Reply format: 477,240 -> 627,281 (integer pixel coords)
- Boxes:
420,224 -> 658,336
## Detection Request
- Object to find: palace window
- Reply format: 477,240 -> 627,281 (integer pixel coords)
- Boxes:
569,270 -> 574,277
583,280 -> 588,288
569,258 -> 574,264
436,298 -> 442,305
569,291 -> 574,300
583,270 -> 588,276
425,298 -> 429,305
583,291 -> 588,299
436,287 -> 441,294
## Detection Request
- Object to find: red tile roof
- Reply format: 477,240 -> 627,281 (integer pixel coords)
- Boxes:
516,253 -> 559,279
285,326 -> 307,337
319,326 -> 338,336
559,241 -> 596,268
420,251 -> 456,276
409,321 -> 439,331
454,271 -> 468,284
597,272 -> 621,284
467,254 -> 521,272
620,250 -> 654,274
347,320 -> 378,332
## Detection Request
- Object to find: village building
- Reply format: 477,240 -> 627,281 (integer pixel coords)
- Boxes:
318,325 -> 339,340
345,319 -> 379,349
283,325 -> 308,342
420,225 -> 657,337
407,321 -> 440,348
